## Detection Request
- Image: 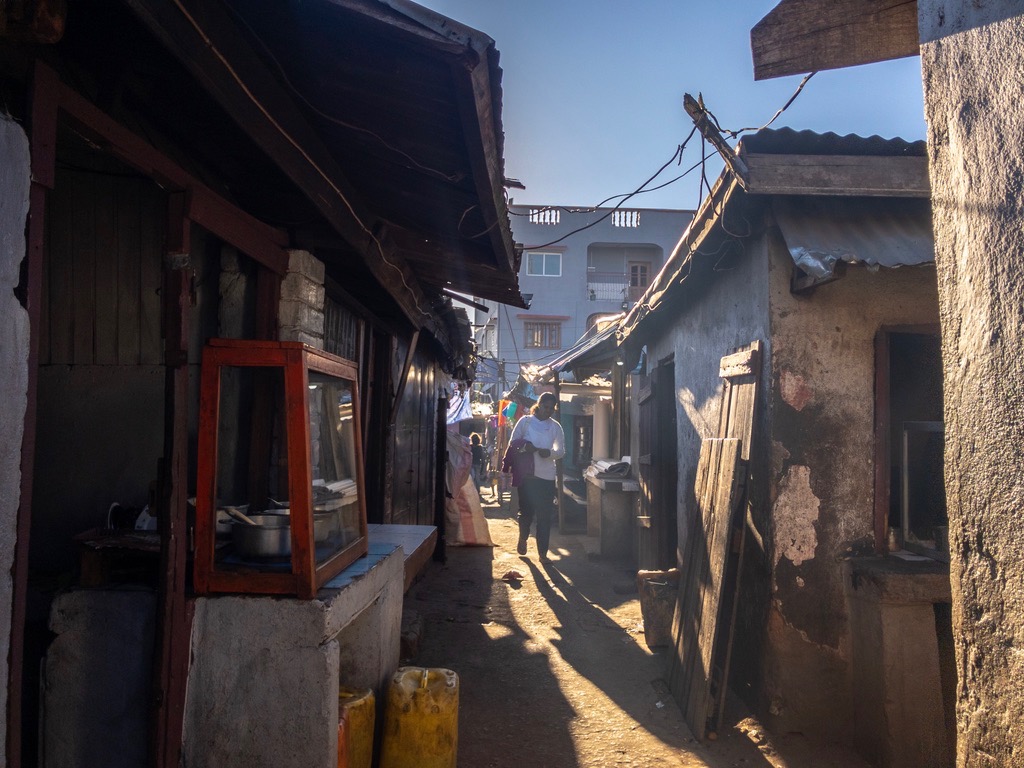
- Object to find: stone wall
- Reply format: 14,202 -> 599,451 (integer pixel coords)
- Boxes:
919,5 -> 1024,764
279,249 -> 326,345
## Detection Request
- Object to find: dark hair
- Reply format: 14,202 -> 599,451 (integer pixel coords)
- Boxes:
531,393 -> 557,414
470,432 -> 482,445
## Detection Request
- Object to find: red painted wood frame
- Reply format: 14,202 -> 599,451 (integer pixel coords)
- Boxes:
194,340 -> 368,599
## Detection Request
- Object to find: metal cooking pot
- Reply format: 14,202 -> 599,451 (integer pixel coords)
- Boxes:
231,513 -> 291,559
231,510 -> 339,559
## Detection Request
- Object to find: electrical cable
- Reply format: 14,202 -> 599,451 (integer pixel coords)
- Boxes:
713,72 -> 817,140
523,135 -> 700,250
509,126 -> 698,228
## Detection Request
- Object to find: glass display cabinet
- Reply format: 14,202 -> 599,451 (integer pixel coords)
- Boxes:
194,339 -> 368,598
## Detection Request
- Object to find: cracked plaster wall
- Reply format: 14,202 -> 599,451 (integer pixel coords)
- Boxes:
764,221 -> 939,741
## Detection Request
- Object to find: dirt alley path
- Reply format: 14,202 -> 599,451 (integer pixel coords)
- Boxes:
404,495 -> 873,768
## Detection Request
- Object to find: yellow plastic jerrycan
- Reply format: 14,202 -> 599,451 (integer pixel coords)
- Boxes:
338,687 -> 375,768
380,667 -> 459,768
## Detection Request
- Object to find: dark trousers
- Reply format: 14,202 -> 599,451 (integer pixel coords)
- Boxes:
517,477 -> 556,555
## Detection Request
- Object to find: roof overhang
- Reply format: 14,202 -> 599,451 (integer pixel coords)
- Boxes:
124,0 -> 525,329
751,0 -> 920,80
619,129 -> 932,342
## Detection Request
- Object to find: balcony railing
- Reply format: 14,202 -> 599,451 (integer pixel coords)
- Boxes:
587,271 -> 649,302
587,272 -> 628,301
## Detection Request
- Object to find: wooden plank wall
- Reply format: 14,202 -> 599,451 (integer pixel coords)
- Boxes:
42,168 -> 164,366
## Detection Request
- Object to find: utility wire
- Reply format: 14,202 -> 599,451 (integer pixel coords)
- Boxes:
523,132 -> 699,250
712,72 -> 816,140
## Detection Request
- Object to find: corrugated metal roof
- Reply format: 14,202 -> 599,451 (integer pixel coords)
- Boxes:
542,320 -> 621,378
739,127 -> 927,158
773,196 -> 934,278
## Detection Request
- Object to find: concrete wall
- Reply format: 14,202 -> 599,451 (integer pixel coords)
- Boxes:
639,226 -> 774,703
0,114 -> 31,766
43,589 -> 156,768
643,233 -> 772,569
763,224 -> 939,741
919,5 -> 1024,764
183,548 -> 403,768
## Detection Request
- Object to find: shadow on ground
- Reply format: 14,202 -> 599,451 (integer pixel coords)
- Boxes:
404,495 -> 871,768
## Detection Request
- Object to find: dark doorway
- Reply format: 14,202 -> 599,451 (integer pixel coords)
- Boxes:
637,359 -> 678,569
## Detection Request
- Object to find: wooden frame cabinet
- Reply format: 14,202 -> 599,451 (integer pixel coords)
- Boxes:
194,339 -> 368,598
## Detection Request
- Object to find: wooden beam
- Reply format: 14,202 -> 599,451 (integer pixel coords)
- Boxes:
742,153 -> 930,197
123,0 -> 433,326
448,50 -> 520,277
50,67 -> 291,273
751,0 -> 920,81
684,94 -> 749,188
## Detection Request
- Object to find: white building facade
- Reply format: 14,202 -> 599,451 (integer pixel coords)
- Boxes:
475,205 -> 693,392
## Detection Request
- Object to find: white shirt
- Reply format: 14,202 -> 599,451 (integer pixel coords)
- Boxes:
509,414 -> 565,481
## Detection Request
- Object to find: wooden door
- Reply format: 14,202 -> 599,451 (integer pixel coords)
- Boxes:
669,341 -> 761,739
637,361 -> 678,570
628,261 -> 651,302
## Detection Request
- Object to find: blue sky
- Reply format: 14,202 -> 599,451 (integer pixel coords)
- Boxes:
417,0 -> 927,210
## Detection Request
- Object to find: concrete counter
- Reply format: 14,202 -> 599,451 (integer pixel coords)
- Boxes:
585,474 -> 639,560
844,556 -> 954,768
183,542 -> 405,768
44,531 -> 417,768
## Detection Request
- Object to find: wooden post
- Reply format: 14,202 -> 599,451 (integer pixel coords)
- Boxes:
433,394 -> 448,562
151,260 -> 193,768
554,376 -> 566,532
683,93 -> 750,189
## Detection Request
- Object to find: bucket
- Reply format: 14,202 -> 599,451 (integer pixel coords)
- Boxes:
636,568 -> 681,648
338,687 -> 375,768
379,667 -> 459,768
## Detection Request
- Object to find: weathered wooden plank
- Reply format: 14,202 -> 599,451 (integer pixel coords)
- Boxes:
72,172 -> 96,364
683,437 -> 722,727
742,153 -> 930,197
47,171 -> 74,364
152,266 -> 193,768
690,439 -> 741,731
117,179 -> 142,365
714,505 -> 749,735
676,439 -> 720,697
93,173 -> 119,365
670,439 -> 715,691
719,344 -> 761,379
751,0 -> 920,81
720,341 -> 762,463
139,182 -> 164,365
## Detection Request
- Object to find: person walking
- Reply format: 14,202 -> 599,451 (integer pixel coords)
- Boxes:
470,432 -> 487,495
507,392 -> 565,559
